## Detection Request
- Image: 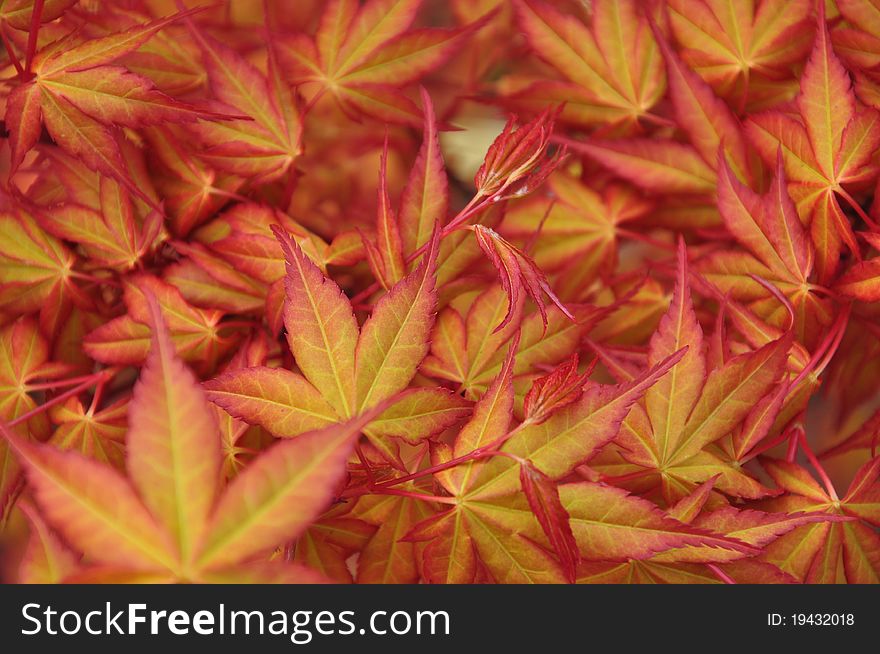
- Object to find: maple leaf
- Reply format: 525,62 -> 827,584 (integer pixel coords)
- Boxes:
699,153 -> 831,347
745,2 -> 880,281
560,15 -> 756,195
36,176 -> 160,271
599,240 -> 791,502
501,174 -> 651,301
182,14 -> 304,184
509,0 -> 665,128
204,224 -> 456,468
404,337 -> 567,583
666,0 -> 813,111
759,456 -> 880,583
693,286 -> 849,467
421,285 -> 599,399
278,0 -> 483,126
0,317 -> 72,517
575,476 -> 833,584
142,125 -> 243,237
48,397 -> 127,469
466,351 -> 690,502
1,294 -> 380,582
84,274 -> 232,371
0,208 -> 89,335
4,7 -> 230,204
832,0 -> 880,111
400,336 -> 697,583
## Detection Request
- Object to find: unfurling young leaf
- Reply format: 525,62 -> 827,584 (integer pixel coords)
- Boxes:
472,224 -> 573,331
522,354 -> 590,424
474,106 -> 565,202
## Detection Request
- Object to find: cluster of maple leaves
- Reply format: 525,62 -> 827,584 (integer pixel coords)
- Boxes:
0,0 -> 878,585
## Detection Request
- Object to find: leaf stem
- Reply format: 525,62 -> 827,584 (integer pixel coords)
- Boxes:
736,68 -> 750,117
741,426 -> 791,463
208,186 -> 251,203
342,421 -> 533,498
349,192 -> 489,307
24,0 -> 45,74
0,21 -> 25,78
639,112 -> 676,129
799,432 -> 839,502
749,274 -> 795,332
26,372 -> 107,391
69,270 -> 122,288
441,194 -> 488,235
805,283 -> 840,299
707,563 -> 737,584
218,320 -> 262,332
812,305 -> 850,377
87,376 -> 108,415
786,303 -> 850,396
616,228 -> 677,252
599,469 -> 655,484
354,443 -> 376,486
837,187 -> 879,230
10,372 -> 113,426
366,487 -> 457,504
786,428 -> 800,462
523,198 -> 555,256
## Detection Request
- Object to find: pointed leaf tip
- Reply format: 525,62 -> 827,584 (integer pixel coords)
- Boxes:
129,288 -> 221,564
